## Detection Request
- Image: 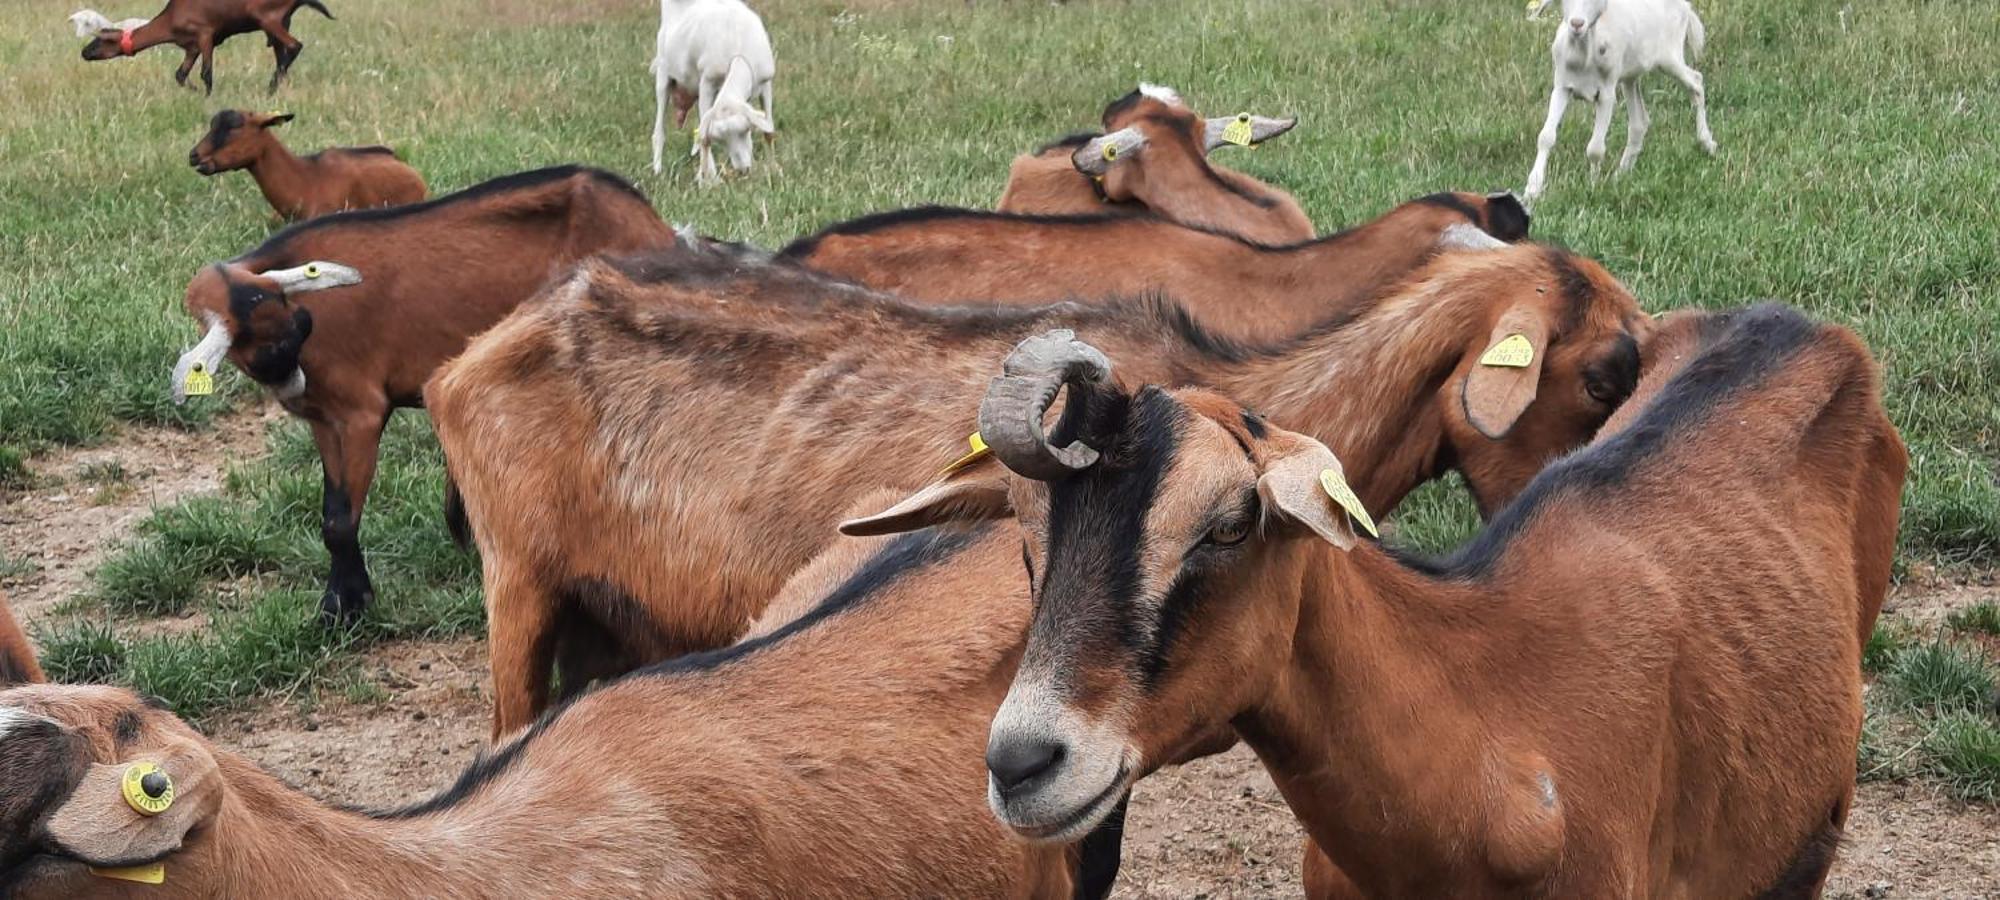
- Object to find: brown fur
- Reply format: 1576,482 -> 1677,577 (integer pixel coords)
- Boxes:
783,191 -> 1527,343
181,166 -> 674,621
948,305 -> 1904,897
190,111 -> 425,221
427,241 -> 1645,736
996,92 -> 1314,244
0,522 -> 1080,897
0,591 -> 44,686
79,0 -> 335,94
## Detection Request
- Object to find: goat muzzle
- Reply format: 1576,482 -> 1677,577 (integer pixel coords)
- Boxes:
977,330 -> 1112,481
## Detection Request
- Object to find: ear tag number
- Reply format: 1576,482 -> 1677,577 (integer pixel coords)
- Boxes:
92,863 -> 166,885
1319,469 -> 1380,538
939,432 -> 991,476
182,363 -> 215,397
1222,114 -> 1254,147
121,762 -> 175,816
1479,333 -> 1535,368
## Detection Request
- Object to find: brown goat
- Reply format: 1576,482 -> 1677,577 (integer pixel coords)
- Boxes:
77,0 -> 333,93
997,84 -> 1314,244
428,240 -> 1646,736
781,190 -> 1530,343
0,514 -> 1118,898
894,304 -> 1903,896
188,110 -> 425,221
170,165 -> 674,622
0,591 -> 43,687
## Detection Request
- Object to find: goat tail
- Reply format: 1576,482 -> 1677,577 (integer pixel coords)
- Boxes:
443,473 -> 473,550
296,0 -> 334,20
1684,5 -> 1706,60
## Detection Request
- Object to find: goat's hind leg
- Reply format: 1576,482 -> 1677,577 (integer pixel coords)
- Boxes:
486,559 -> 560,739
1585,84 -> 1618,179
1662,59 -> 1716,154
260,19 -> 304,93
1617,79 -> 1649,174
173,45 -> 199,88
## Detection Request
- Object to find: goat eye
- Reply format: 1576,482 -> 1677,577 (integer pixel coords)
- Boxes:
1585,378 -> 1622,403
1206,521 -> 1249,547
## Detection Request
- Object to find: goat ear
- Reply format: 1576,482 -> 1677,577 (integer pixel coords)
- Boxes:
747,109 -> 775,135
1460,305 -> 1552,439
259,261 -> 362,294
1072,128 -> 1145,177
44,738 -> 224,869
1203,114 -> 1297,150
264,112 -> 295,128
1256,435 -> 1366,550
839,450 -> 1012,536
1483,191 -> 1531,242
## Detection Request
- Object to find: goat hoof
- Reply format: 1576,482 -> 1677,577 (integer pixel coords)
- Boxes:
318,586 -> 372,626
1700,139 -> 1718,155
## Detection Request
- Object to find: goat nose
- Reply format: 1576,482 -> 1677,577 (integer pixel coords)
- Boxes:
986,734 -> 1065,793
1568,16 -> 1586,28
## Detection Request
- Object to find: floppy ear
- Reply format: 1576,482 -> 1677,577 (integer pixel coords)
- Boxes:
45,738 -> 223,868
264,112 -> 295,128
1072,128 -> 1146,177
747,108 -> 775,135
840,451 -> 1013,536
1461,305 -> 1552,439
1483,191 -> 1530,242
1202,114 -> 1297,150
1256,435 -> 1364,550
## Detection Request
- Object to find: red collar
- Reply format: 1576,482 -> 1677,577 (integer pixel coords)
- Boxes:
119,29 -> 136,55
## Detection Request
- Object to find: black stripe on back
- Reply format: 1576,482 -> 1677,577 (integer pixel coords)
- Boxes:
1392,303 -> 1822,580
240,165 -> 647,262
1413,191 -> 1480,223
363,525 -> 985,820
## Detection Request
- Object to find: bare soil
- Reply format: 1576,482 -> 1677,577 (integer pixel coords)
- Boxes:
0,406 -> 273,625
7,418 -> 1997,895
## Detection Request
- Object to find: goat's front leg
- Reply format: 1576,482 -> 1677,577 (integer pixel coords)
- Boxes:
173,44 -> 199,88
1585,84 -> 1618,178
1524,85 -> 1570,200
690,77 -> 717,158
1663,59 -> 1716,154
1302,840 -> 1366,899
1618,79 -> 1649,174
195,32 -> 217,95
486,557 -> 558,739
310,413 -> 387,624
651,74 -> 671,174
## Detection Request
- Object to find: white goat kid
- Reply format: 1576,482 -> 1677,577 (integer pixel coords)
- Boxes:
695,55 -> 775,185
650,0 -> 775,176
1524,0 -> 1715,201
68,8 -> 148,37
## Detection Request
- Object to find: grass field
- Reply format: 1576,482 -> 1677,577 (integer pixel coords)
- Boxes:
3,0 -> 1998,794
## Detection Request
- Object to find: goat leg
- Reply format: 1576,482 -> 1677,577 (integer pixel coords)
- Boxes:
1524,86 -> 1569,200
486,560 -> 560,739
310,416 -> 384,624
1585,86 -> 1617,179
196,32 -> 216,95
173,45 -> 199,88
1617,81 -> 1649,174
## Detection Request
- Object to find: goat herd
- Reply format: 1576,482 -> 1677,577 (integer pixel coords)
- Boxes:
1,0 -> 1910,898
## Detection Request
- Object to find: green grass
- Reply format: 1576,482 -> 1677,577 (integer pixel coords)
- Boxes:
1885,637 -> 1997,715
1922,711 -> 2000,802
1947,601 -> 2000,637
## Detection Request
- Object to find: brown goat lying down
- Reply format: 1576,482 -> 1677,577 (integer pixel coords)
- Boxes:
189,110 -> 425,221
0,591 -> 43,686
0,515 -> 1116,898
780,190 -> 1529,343
77,0 -> 333,93
429,241 -> 1646,736
878,305 -> 1904,896
169,165 -> 674,622
997,84 -> 1314,244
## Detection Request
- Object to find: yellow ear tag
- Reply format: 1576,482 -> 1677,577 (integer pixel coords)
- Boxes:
939,432 -> 991,476
303,263 -> 322,280
1222,113 -> 1254,147
1479,333 -> 1535,368
1318,469 -> 1379,538
182,363 -> 214,397
120,762 -> 175,816
1101,142 -> 1119,162
92,863 -> 166,885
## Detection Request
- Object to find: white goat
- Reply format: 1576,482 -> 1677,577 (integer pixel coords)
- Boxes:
650,0 -> 775,176
1524,0 -> 1715,201
695,55 -> 775,184
68,8 -> 148,37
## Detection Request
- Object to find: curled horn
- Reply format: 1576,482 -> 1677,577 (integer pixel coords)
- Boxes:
977,330 -> 1113,481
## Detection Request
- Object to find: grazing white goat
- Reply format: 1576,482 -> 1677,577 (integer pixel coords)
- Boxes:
651,0 -> 775,176
68,8 -> 148,37
695,55 -> 774,184
1524,0 -> 1715,201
